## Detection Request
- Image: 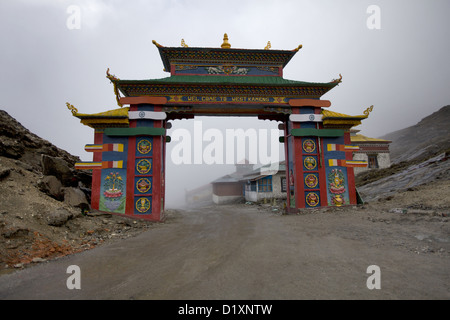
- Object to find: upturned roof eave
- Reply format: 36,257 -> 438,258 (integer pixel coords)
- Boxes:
155,45 -> 299,71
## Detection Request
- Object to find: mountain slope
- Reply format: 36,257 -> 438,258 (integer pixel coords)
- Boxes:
380,105 -> 450,164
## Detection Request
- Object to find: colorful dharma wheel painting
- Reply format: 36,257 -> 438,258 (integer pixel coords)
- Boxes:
306,192 -> 320,207
304,156 -> 317,170
136,159 -> 152,174
304,174 -> 318,188
303,139 -> 316,153
137,139 -> 152,154
136,178 -> 151,193
136,197 -> 151,213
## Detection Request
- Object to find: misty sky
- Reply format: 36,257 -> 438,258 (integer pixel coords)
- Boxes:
1,0 -> 449,207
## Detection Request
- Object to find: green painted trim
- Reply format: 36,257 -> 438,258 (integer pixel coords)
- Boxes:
166,136 -> 171,143
279,136 -> 285,143
104,127 -> 166,137
291,128 -> 344,137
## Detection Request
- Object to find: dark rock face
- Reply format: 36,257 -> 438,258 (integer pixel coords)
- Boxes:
0,109 -> 92,204
0,110 -> 81,171
41,154 -> 75,187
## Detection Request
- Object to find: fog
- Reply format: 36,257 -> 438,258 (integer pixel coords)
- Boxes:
1,0 -> 449,208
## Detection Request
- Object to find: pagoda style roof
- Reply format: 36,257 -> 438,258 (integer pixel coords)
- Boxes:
114,75 -> 339,100
321,106 -> 374,129
67,103 -> 129,128
118,75 -> 326,86
152,36 -> 302,72
104,35 -> 342,104
351,134 -> 391,143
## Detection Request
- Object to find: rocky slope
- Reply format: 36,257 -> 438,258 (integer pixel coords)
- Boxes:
380,105 -> 450,164
0,110 -> 153,273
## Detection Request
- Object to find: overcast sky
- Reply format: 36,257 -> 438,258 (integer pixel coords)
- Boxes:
1,0 -> 449,207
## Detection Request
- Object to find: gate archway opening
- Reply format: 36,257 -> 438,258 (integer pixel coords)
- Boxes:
68,34 -> 372,221
165,115 -> 284,209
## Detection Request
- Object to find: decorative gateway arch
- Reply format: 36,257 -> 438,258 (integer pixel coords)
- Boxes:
68,34 -> 372,221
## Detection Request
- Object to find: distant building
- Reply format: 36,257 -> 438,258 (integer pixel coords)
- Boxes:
350,129 -> 391,175
243,161 -> 287,203
205,160 -> 287,204
210,160 -> 252,204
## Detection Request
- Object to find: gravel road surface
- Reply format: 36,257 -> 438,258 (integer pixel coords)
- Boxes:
0,202 -> 448,299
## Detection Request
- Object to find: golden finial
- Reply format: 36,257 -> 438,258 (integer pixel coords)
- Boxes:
363,105 -> 374,117
294,44 -> 303,52
221,33 -> 231,49
66,102 -> 78,115
265,41 -> 271,50
181,39 -> 188,47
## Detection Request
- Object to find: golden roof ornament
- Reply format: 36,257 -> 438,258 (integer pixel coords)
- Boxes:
363,105 -> 374,117
294,44 -> 303,52
66,102 -> 78,115
106,68 -> 122,107
181,39 -> 188,47
265,41 -> 271,50
106,68 -> 120,81
152,40 -> 163,48
221,33 -> 231,49
331,73 -> 343,84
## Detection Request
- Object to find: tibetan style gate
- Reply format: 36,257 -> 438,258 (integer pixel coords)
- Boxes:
68,34 -> 371,221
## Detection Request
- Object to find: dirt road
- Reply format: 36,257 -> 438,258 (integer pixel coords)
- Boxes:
0,201 -> 449,299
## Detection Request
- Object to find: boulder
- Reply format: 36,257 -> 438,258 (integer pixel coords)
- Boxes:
41,154 -> 74,186
63,187 -> 89,208
37,175 -> 63,200
47,208 -> 74,227
0,168 -> 11,180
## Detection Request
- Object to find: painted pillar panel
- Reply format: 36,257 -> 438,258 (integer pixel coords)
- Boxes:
125,136 -> 136,215
344,131 -> 357,204
283,117 -> 293,209
91,130 -> 103,210
302,142 -> 320,208
323,135 -> 351,207
315,107 -> 328,207
125,105 -> 137,216
151,105 -> 163,220
134,136 -> 154,217
98,135 -> 129,214
290,107 -> 305,209
127,103 -> 165,221
298,107 -> 322,209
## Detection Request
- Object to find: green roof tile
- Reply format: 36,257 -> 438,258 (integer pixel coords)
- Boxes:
117,75 -> 336,87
